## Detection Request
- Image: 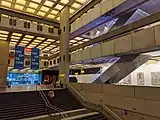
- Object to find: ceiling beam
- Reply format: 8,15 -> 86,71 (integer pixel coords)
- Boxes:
25,36 -> 37,47
70,0 -> 102,23
7,32 -> 13,43
0,26 -> 59,40
0,8 -> 60,28
16,34 -> 25,46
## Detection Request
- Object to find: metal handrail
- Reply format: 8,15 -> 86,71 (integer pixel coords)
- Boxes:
67,83 -> 122,120
37,86 -> 68,119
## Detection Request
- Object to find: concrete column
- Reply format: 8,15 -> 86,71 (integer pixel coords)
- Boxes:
0,41 -> 9,88
59,6 -> 70,85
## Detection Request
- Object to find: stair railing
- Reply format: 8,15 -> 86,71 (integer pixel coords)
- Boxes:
67,83 -> 122,120
37,85 -> 68,119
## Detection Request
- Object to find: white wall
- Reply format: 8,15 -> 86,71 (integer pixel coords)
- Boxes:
118,61 -> 160,87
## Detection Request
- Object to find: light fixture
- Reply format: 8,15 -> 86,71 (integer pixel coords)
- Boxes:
47,14 -> 55,19
25,35 -> 34,38
16,0 -> 26,5
14,4 -> 24,11
32,0 -> 42,3
83,39 -> 90,42
40,6 -> 49,12
44,0 -> 54,7
74,37 -> 83,40
11,39 -> 19,42
34,40 -> 41,43
26,8 -> 35,13
29,2 -> 39,8
70,40 -> 77,43
23,38 -> 32,41
37,37 -> 45,40
12,33 -> 22,37
55,4 -> 64,10
70,8 -> 75,14
60,0 -> 69,4
72,3 -> 81,8
47,39 -> 55,42
76,0 -> 87,3
56,17 -> 60,21
51,10 -> 59,14
0,30 -> 9,34
21,41 -> 29,43
1,1 -> 11,7
11,36 -> 20,39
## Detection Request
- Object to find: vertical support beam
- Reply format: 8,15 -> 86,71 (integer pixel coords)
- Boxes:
0,41 -> 9,88
59,6 -> 70,85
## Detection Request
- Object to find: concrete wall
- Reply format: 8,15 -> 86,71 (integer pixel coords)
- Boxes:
0,41 -> 9,87
71,83 -> 160,119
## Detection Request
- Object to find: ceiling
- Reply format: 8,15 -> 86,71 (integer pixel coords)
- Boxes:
0,0 -> 91,22
0,29 -> 90,54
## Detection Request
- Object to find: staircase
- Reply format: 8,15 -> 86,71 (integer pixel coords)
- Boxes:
0,89 -> 108,120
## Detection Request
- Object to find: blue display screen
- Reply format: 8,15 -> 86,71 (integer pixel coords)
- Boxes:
7,72 -> 42,86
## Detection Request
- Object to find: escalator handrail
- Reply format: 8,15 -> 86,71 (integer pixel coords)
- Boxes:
37,86 -> 68,119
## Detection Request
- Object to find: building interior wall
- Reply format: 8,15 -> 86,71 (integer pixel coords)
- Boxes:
118,60 -> 160,86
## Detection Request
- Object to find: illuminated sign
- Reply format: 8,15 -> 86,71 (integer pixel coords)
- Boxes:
31,48 -> 40,70
14,46 -> 24,69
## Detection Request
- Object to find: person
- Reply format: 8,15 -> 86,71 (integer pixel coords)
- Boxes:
48,89 -> 55,104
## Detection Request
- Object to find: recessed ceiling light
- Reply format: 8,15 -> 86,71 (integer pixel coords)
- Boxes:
55,4 -> 64,10
10,42 -> 17,44
76,0 -> 87,3
83,39 -> 90,42
70,8 -> 75,14
72,3 -> 81,8
43,41 -> 51,44
56,17 -> 60,21
60,0 -> 69,4
0,34 -> 7,38
74,37 -> 83,40
11,36 -> 20,39
21,41 -> 29,43
0,30 -> 9,34
34,40 -> 41,43
37,11 -> 46,16
23,38 -> 32,41
15,4 -> 24,11
29,2 -> 39,8
11,39 -> 19,42
25,35 -> 34,38
1,1 -> 11,7
32,0 -> 42,3
70,40 -> 77,43
26,8 -> 35,13
47,14 -> 55,19
37,37 -> 45,40
12,33 -> 22,37
16,0 -> 26,5
44,0 -> 54,7
51,9 -> 59,14
40,6 -> 49,12
47,39 -> 55,42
